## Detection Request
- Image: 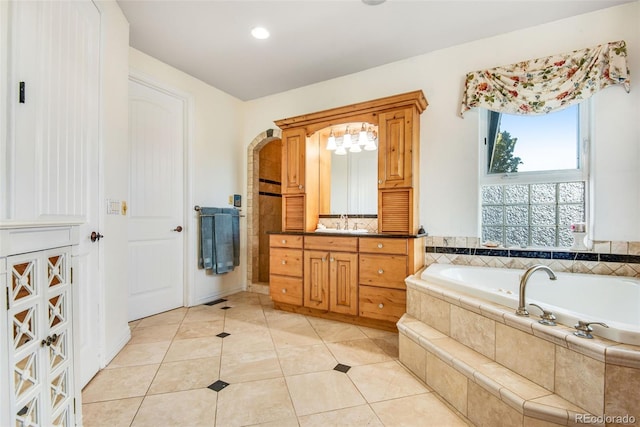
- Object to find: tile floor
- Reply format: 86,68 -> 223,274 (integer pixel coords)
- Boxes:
81,292 -> 469,426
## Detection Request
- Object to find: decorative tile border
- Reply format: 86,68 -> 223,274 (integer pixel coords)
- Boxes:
425,236 -> 640,277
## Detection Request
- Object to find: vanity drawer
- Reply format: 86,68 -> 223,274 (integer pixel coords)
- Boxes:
359,285 -> 406,322
359,254 -> 407,289
270,234 -> 303,249
359,238 -> 408,255
270,275 -> 303,306
269,248 -> 303,277
304,235 -> 358,252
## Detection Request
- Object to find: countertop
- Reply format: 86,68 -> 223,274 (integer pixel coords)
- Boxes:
269,230 -> 428,239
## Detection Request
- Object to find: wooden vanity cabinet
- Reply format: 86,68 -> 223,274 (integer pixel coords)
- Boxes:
275,90 -> 427,236
269,235 -> 304,305
358,236 -> 425,323
304,236 -> 358,316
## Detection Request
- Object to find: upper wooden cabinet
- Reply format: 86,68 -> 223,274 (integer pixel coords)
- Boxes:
378,108 -> 418,189
281,128 -> 307,194
275,90 -> 427,234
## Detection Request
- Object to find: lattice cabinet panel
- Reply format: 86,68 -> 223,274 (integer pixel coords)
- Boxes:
5,248 -> 74,427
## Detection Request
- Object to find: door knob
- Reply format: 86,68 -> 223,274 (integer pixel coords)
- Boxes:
172,226 -> 183,232
90,231 -> 103,242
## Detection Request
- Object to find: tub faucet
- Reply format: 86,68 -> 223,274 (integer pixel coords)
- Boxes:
516,265 -> 557,316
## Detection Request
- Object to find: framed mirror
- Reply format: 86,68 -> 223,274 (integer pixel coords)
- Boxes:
317,123 -> 378,215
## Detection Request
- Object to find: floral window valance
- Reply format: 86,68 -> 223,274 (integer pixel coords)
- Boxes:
460,40 -> 630,116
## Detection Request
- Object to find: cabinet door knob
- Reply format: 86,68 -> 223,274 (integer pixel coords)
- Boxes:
378,303 -> 384,309
281,260 -> 286,265
377,243 -> 383,249
330,257 -> 335,262
378,269 -> 384,274
378,180 -> 383,184
298,184 -> 303,190
282,288 -> 287,294
282,239 -> 287,244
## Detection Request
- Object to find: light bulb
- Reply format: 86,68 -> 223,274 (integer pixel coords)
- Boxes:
359,123 -> 367,146
342,127 -> 352,148
326,130 -> 337,150
335,145 -> 347,155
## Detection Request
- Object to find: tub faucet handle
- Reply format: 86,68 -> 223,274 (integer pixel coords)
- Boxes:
573,320 -> 609,339
529,303 -> 557,326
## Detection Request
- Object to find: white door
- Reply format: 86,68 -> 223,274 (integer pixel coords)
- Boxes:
128,79 -> 185,321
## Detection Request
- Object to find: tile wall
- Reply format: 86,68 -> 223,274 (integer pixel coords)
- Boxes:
425,236 -> 640,278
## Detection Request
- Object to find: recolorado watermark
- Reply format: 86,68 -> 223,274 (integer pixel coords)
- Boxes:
575,414 -> 636,425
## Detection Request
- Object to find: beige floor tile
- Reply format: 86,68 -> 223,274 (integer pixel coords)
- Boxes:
298,404 -> 384,427
358,325 -> 399,339
147,357 -> 220,394
221,328 -> 275,354
81,397 -> 143,427
131,388 -> 217,427
174,320 -> 225,340
224,317 -> 269,333
307,317 -> 368,342
136,307 -> 188,327
270,323 -> 323,348
220,349 -> 283,383
325,339 -> 394,366
216,378 -> 296,426
276,344 -> 338,376
164,336 -> 222,362
106,341 -> 171,369
246,417 -> 299,427
348,361 -> 429,403
223,305 -> 267,321
371,393 -> 468,426
129,323 -> 180,345
129,320 -> 141,330
82,365 -> 159,403
372,335 -> 400,358
285,370 -> 366,416
182,305 -> 226,323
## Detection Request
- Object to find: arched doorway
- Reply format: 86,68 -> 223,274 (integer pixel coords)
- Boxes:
246,129 -> 282,294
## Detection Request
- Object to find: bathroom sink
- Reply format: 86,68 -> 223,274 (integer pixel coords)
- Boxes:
314,228 -> 368,234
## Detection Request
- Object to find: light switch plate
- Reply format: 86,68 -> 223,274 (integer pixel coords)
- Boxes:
106,199 -> 120,215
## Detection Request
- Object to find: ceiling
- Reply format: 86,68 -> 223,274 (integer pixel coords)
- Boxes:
117,0 -> 633,101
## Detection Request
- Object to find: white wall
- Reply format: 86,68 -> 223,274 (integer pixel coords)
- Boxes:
243,2 -> 640,242
128,48 -> 246,305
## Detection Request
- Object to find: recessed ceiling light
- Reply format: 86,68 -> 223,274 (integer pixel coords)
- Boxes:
251,27 -> 270,40
362,0 -> 386,5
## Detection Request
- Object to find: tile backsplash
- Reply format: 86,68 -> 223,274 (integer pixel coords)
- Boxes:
425,236 -> 640,277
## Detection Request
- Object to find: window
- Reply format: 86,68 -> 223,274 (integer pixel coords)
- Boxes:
480,103 -> 589,248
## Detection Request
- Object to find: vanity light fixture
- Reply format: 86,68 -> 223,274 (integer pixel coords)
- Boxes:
342,126 -> 352,148
364,126 -> 378,151
326,129 -> 337,150
358,123 -> 368,146
251,26 -> 270,40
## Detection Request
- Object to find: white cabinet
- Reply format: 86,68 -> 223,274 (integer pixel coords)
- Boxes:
5,247 -> 75,426
1,225 -> 79,427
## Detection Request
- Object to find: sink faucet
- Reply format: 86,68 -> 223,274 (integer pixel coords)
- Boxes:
516,265 -> 557,316
340,214 -> 348,230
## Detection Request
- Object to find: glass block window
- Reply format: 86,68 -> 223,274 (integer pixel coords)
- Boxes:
481,182 -> 585,248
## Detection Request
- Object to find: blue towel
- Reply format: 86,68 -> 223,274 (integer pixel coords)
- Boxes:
213,213 -> 234,274
198,207 -> 240,273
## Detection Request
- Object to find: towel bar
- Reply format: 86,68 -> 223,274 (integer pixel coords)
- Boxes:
194,205 -> 245,217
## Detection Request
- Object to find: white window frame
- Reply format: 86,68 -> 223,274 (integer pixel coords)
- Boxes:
478,101 -> 592,246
